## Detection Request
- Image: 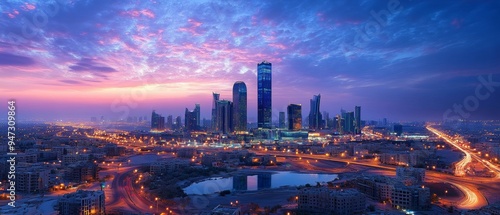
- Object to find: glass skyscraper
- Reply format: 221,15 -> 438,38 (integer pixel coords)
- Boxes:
211,92 -> 220,131
232,81 -> 247,132
287,104 -> 302,131
308,94 -> 322,130
257,61 -> 272,129
355,106 -> 361,134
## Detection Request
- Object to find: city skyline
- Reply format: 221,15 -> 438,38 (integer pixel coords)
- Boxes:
1,1 -> 500,122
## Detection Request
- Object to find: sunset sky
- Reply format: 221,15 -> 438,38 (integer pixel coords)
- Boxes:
1,0 -> 499,122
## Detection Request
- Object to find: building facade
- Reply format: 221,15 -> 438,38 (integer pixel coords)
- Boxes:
355,106 -> 361,134
216,100 -> 233,134
232,81 -> 247,132
151,110 -> 165,131
298,187 -> 366,215
58,190 -> 105,215
287,104 -> 302,131
257,61 -> 272,129
308,94 -> 322,130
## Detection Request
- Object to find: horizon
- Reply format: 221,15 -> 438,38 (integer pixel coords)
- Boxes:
1,1 -> 500,122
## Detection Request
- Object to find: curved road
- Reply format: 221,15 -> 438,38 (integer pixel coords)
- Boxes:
255,151 -> 490,209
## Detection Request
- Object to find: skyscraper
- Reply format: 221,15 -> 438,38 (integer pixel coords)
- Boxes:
232,81 -> 247,132
216,100 -> 233,134
279,112 -> 286,129
343,111 -> 355,133
394,124 -> 403,136
185,105 -> 198,131
308,94 -> 322,130
195,104 -> 201,127
175,116 -> 182,130
167,115 -> 173,129
257,61 -> 272,129
211,92 -> 220,131
151,110 -> 165,131
355,106 -> 361,134
287,104 -> 302,131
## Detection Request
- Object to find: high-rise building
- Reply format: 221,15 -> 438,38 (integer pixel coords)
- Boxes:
394,124 -> 403,136
355,106 -> 361,134
257,61 -> 272,129
185,105 -> 198,131
195,104 -> 200,127
323,112 -> 329,129
166,115 -> 173,129
336,114 -> 344,134
287,104 -> 302,131
232,81 -> 247,132
342,111 -> 355,133
308,94 -> 322,130
175,116 -> 182,130
278,112 -> 286,129
58,190 -> 105,215
151,110 -> 165,131
216,100 -> 233,134
211,92 -> 220,131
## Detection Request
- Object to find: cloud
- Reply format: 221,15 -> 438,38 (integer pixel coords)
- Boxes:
68,58 -> 117,73
0,52 -> 36,66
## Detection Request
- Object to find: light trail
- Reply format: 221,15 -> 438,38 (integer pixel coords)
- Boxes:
426,126 -> 471,176
426,126 -> 500,178
447,182 -> 479,209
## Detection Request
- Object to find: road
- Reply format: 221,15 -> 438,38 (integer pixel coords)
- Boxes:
427,126 -> 500,178
255,150 -> 490,209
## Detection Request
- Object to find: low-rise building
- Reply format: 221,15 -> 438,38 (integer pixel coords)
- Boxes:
150,159 -> 190,175
298,187 -> 366,215
58,190 -> 105,215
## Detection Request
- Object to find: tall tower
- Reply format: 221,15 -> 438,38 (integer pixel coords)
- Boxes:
185,105 -> 198,131
287,104 -> 302,131
279,112 -> 286,129
308,94 -> 322,130
232,81 -> 247,132
355,106 -> 361,134
257,61 -> 272,129
216,100 -> 233,134
195,104 -> 201,128
211,92 -> 220,131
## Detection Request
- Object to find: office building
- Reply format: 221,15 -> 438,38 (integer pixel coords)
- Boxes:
308,94 -> 322,130
287,104 -> 302,131
216,100 -> 233,134
355,106 -> 361,134
166,115 -> 173,129
151,110 -> 165,131
257,61 -> 272,129
185,105 -> 199,131
195,104 -> 200,127
342,111 -> 355,133
58,190 -> 105,215
279,112 -> 286,129
232,81 -> 247,132
211,92 -> 220,131
394,124 -> 403,136
175,116 -> 182,130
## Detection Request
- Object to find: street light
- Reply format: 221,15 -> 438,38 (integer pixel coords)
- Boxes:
155,197 -> 159,213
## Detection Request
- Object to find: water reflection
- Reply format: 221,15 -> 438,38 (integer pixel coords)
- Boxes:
184,171 -> 338,195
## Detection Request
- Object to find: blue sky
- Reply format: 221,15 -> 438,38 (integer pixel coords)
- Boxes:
0,0 -> 499,121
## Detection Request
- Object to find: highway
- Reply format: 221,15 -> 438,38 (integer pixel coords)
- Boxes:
426,126 -> 500,178
254,150 -> 490,209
